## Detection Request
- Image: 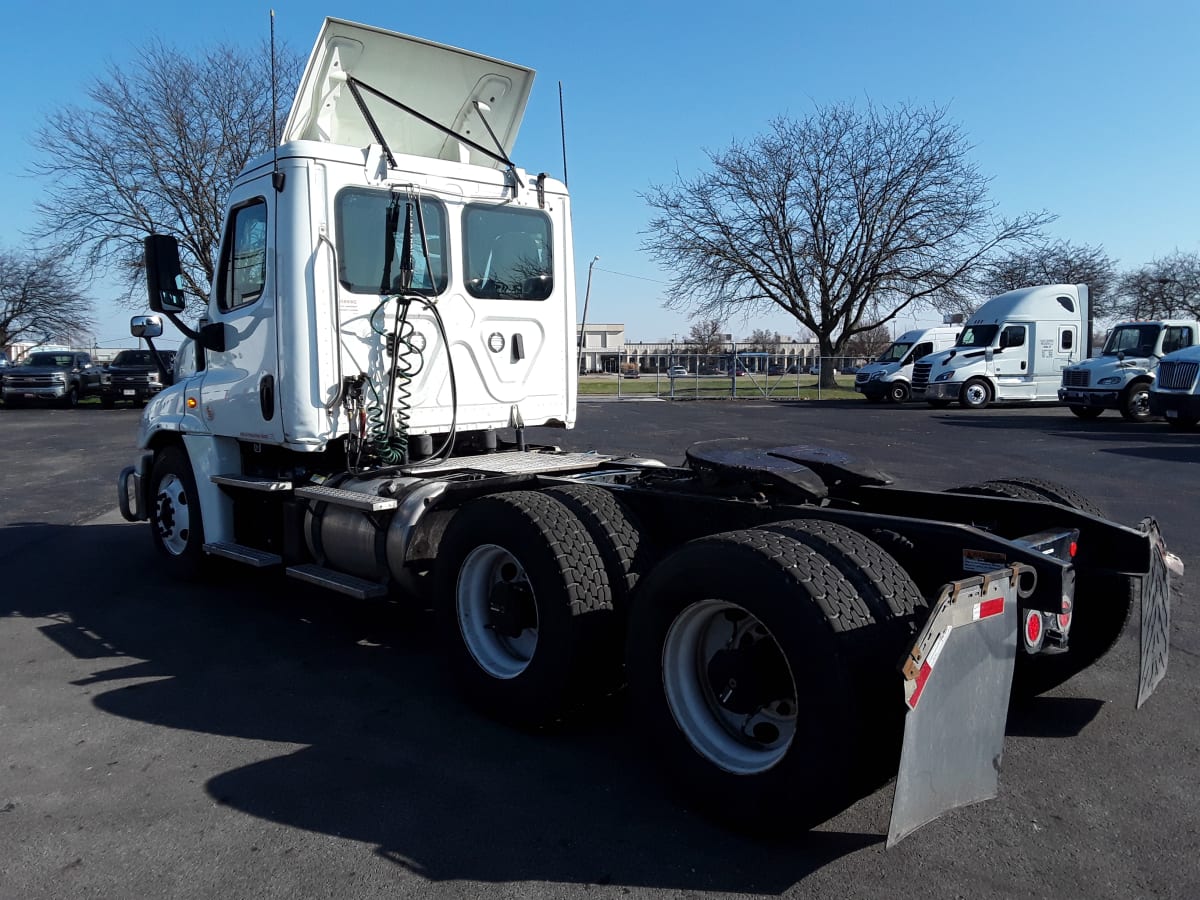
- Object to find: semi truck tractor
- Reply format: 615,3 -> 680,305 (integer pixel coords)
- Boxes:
1059,319 -> 1198,421
912,285 -> 1086,409
116,18 -> 1182,842
1149,344 -> 1200,430
854,325 -> 961,403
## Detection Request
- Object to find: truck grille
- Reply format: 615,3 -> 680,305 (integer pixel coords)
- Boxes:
855,372 -> 870,384
912,362 -> 932,390
1156,360 -> 1199,391
1061,369 -> 1090,388
111,374 -> 152,387
6,375 -> 63,388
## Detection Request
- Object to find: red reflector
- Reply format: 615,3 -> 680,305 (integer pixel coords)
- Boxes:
977,596 -> 1005,619
1026,612 -> 1042,643
908,660 -> 933,710
1058,612 -> 1072,631
1069,541 -> 1078,558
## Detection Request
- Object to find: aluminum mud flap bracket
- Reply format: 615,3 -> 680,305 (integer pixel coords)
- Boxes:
887,565 -> 1029,847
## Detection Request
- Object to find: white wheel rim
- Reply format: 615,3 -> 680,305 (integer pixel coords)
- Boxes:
662,599 -> 797,774
966,383 -> 987,405
457,544 -> 539,679
155,473 -> 191,556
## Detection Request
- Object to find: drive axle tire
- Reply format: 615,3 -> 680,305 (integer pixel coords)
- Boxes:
626,527 -> 914,833
437,491 -> 614,727
148,445 -> 207,579
946,478 -> 1136,697
1119,381 -> 1153,421
1069,405 -> 1103,419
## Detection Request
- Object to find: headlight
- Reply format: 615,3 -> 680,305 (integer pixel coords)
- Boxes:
870,371 -> 884,381
935,371 -> 957,382
1097,376 -> 1122,386
101,374 -> 111,384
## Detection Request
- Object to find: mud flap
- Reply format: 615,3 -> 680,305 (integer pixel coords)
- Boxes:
887,566 -> 1028,847
1138,519 -> 1178,708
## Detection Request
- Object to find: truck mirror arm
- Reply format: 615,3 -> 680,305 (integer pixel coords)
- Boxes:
160,309 -> 227,354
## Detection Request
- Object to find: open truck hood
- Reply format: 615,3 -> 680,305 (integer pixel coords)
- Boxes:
283,18 -> 534,169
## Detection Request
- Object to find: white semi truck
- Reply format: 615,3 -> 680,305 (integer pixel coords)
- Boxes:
912,285 -> 1087,409
854,325 -> 962,403
116,18 -> 1181,841
1059,319 -> 1198,421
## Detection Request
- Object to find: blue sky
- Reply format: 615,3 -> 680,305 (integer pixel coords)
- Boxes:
3,0 -> 1198,348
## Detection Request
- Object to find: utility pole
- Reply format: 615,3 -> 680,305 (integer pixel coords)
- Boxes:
577,255 -> 600,374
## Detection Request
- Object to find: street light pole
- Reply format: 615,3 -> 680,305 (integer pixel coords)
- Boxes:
577,255 -> 600,374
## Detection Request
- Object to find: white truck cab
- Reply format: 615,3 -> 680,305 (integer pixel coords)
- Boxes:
912,285 -> 1087,409
854,325 -> 962,403
1059,319 -> 1198,421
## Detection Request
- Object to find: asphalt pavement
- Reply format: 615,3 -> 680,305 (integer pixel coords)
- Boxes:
0,399 -> 1196,899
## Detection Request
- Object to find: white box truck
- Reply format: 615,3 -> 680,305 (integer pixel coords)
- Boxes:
912,285 -> 1086,409
1059,319 -> 1198,421
113,19 -> 1179,841
854,325 -> 962,403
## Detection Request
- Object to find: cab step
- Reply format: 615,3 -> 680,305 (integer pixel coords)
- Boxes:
294,484 -> 398,512
211,474 -> 294,492
203,542 -> 282,567
286,564 -> 389,599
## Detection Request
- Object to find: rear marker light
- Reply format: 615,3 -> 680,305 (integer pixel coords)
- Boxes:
1023,609 -> 1045,651
1069,541 -> 1078,558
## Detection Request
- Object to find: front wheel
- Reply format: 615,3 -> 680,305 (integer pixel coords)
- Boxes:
887,381 -> 911,403
959,378 -> 992,409
1119,381 -> 1153,421
148,445 -> 207,578
61,386 -> 79,409
1069,405 -> 1103,419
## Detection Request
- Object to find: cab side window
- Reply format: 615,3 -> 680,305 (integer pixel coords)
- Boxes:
218,200 -> 268,311
1162,326 -> 1194,355
909,341 -> 933,363
1000,325 -> 1026,348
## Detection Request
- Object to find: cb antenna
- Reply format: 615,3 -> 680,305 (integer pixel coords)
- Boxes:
270,10 -> 285,192
558,81 -> 569,187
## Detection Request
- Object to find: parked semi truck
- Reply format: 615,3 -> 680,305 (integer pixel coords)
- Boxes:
854,325 -> 961,402
912,285 -> 1086,409
1058,319 -> 1197,421
117,18 -> 1182,842
1149,343 -> 1200,430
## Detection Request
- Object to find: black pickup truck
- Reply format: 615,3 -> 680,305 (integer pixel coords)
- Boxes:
100,349 -> 176,408
2,350 -> 103,408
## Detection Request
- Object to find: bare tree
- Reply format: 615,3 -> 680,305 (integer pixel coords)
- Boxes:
843,324 -> 892,361
0,247 -> 94,350
29,39 -> 301,308
969,239 -> 1118,318
687,317 -> 729,354
1114,252 -> 1200,319
643,102 -> 1051,385
745,328 -> 783,353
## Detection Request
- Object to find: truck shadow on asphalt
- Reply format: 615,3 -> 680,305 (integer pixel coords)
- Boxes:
6,520 -> 896,894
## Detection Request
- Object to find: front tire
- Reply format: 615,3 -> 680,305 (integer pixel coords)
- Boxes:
1119,380 -> 1153,421
1069,405 -> 1103,419
61,386 -> 79,409
148,445 -> 207,578
887,381 -> 911,403
959,378 -> 992,409
436,491 -> 614,726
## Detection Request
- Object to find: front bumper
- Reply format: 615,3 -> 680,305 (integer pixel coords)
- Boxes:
117,451 -> 155,522
855,380 -> 889,399
1149,392 -> 1200,419
102,383 -> 162,401
1059,388 -> 1120,408
921,381 -> 960,401
3,384 -> 67,400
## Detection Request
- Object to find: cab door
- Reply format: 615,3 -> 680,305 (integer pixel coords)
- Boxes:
994,324 -> 1035,399
198,178 -> 283,444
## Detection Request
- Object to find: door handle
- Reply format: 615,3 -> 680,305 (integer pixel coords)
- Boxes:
259,374 -> 275,420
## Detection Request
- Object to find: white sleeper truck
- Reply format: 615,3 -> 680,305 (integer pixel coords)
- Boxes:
117,18 -> 1181,843
854,325 -> 961,403
912,285 -> 1086,409
1059,319 -> 1198,421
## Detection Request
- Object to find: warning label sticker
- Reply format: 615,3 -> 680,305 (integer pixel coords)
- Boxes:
963,548 -> 1006,574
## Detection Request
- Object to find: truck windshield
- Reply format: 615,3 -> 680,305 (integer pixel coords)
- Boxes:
956,325 -> 998,348
877,342 -> 912,363
1103,324 -> 1160,357
24,353 -> 73,367
112,351 -> 156,366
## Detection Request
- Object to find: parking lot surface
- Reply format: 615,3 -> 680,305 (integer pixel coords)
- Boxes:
1,400 -> 1196,899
